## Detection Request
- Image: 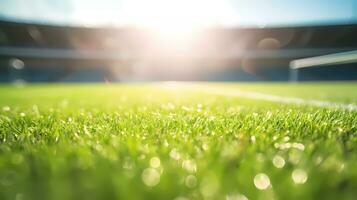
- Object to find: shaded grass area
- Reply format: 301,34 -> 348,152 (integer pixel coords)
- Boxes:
0,83 -> 357,200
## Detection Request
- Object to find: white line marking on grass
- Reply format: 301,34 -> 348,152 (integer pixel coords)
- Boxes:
199,87 -> 357,112
158,82 -> 357,111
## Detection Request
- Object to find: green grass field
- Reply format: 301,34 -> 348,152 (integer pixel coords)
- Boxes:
0,83 -> 356,200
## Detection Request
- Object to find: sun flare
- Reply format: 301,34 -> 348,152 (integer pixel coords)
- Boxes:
120,0 -> 235,38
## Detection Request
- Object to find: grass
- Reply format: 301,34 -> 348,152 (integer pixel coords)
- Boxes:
0,82 -> 356,200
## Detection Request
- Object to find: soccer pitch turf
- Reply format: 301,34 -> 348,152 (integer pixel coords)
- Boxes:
0,83 -> 356,200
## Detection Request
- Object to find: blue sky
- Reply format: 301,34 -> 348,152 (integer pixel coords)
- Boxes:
0,0 -> 355,27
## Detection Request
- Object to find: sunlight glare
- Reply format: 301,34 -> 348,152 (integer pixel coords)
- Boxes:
120,0 -> 234,38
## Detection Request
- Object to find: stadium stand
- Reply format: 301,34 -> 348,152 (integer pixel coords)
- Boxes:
0,20 -> 356,82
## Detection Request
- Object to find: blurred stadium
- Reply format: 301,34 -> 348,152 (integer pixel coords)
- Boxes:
1,1 -> 357,200
0,0 -> 357,83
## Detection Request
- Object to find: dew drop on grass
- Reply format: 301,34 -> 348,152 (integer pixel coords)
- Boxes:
150,157 -> 161,168
170,148 -> 181,160
182,159 -> 197,173
202,143 -> 209,151
274,143 -> 280,149
185,175 -> 197,188
272,155 -> 285,168
226,193 -> 249,200
163,140 -> 169,147
279,142 -> 292,150
283,136 -> 290,142
292,143 -> 305,151
292,169 -> 308,184
2,106 -> 10,112
141,168 -> 160,187
138,154 -> 146,160
254,173 -> 271,190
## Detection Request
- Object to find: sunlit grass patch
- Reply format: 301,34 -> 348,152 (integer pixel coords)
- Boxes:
0,83 -> 356,200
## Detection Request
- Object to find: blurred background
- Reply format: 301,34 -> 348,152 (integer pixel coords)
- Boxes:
0,0 -> 357,83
